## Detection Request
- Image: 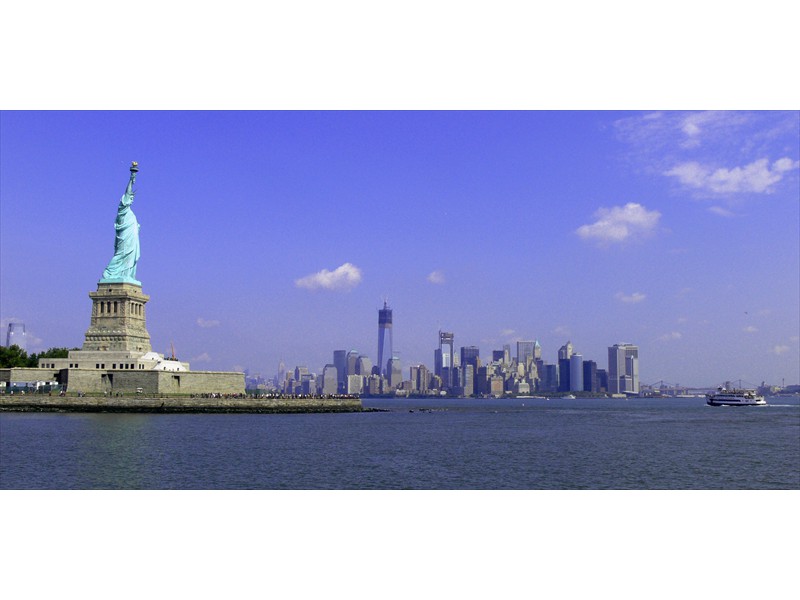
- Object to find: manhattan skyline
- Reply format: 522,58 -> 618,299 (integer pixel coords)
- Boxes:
1,111 -> 798,387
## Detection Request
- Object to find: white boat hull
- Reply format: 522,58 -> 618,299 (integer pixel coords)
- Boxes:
706,395 -> 767,406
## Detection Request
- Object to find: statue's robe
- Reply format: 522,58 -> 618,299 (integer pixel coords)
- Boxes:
101,184 -> 140,283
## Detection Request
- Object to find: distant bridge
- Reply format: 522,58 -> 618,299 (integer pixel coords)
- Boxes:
642,378 -> 773,395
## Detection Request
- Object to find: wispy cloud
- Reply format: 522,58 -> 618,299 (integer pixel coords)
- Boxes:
657,332 -> 682,342
614,111 -> 752,152
499,328 -> 516,337
554,325 -> 570,336
295,262 -> 362,291
191,352 -> 212,363
197,318 -> 220,328
708,206 -> 736,217
576,203 -> 661,244
773,345 -> 790,355
613,113 -> 800,195
427,270 -> 446,285
665,157 -> 798,194
677,111 -> 744,148
613,111 -> 799,156
615,291 -> 646,304
743,326 -> 758,333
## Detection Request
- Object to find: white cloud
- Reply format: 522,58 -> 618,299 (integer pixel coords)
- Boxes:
554,325 -> 570,336
191,352 -> 212,363
773,157 -> 797,171
682,122 -> 700,138
790,336 -> 799,343
708,206 -> 736,217
676,317 -> 688,324
743,326 -> 758,333
615,291 -> 646,304
576,203 -> 661,244
773,345 -> 790,355
500,328 -> 516,337
665,157 -> 799,194
295,262 -> 362,291
196,318 -> 220,328
679,111 -> 728,147
658,332 -> 683,341
427,270 -> 446,285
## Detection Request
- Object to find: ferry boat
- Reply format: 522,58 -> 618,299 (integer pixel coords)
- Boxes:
706,386 -> 766,406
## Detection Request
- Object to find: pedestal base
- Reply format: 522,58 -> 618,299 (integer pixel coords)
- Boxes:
83,282 -> 152,352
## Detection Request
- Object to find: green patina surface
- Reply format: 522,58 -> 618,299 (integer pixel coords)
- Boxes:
100,163 -> 141,285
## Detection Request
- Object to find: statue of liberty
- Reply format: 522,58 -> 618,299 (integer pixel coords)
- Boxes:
100,162 -> 142,285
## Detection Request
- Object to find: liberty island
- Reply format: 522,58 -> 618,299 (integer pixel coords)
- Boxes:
0,163 -> 362,413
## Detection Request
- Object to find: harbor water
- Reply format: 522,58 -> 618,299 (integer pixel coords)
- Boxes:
1,396 -> 798,489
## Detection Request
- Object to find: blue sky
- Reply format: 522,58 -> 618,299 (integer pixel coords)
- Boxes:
1,110 -> 798,386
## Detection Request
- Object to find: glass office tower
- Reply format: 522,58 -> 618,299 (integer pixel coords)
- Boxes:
377,301 -> 393,378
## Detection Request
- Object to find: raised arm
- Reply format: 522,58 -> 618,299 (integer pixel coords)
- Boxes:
125,161 -> 138,195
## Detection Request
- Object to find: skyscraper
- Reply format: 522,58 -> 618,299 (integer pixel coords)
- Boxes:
596,369 -> 609,393
377,301 -> 393,379
5,321 -> 26,351
608,343 -> 639,395
558,341 -> 573,361
569,353 -> 584,392
460,346 -> 480,371
321,364 -> 338,395
388,356 -> 402,389
558,358 -> 571,392
436,330 -> 455,390
416,364 -> 429,392
583,360 -> 598,393
347,349 -> 359,378
275,359 -> 286,389
517,340 -> 535,364
356,355 -> 372,376
503,344 -> 511,364
542,363 -> 559,392
461,364 -> 474,397
333,350 -> 347,394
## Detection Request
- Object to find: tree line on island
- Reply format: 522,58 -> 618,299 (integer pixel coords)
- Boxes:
0,345 -> 78,369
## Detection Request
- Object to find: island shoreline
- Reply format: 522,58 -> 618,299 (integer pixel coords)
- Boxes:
0,395 -> 371,414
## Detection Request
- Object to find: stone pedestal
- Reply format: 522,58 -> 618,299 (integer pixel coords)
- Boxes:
83,282 -> 152,352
